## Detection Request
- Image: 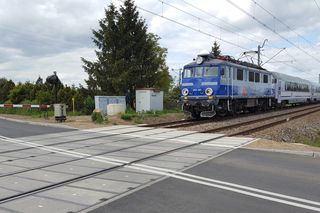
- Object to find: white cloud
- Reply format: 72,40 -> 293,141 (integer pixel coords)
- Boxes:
0,0 -> 319,85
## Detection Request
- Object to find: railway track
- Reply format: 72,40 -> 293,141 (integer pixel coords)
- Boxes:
143,118 -> 212,128
200,104 -> 320,136
144,104 -> 320,129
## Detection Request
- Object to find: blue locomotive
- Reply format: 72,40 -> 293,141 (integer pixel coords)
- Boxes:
180,53 -> 320,118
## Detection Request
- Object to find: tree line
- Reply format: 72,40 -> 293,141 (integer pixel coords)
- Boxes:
0,77 -> 95,114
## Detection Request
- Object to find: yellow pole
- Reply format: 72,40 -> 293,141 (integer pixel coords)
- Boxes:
72,97 -> 75,114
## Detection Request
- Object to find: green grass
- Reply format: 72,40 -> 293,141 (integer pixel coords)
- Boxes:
0,108 -> 53,118
299,136 -> 320,147
120,108 -> 182,122
0,108 -> 86,118
295,132 -> 320,147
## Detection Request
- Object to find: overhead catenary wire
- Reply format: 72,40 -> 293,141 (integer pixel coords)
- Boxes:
132,2 -> 250,51
158,0 -> 261,45
314,0 -> 320,12
116,0 -> 316,79
251,0 -> 315,46
225,0 -> 320,65
260,53 -> 315,76
178,0 -> 315,70
180,0 -> 267,43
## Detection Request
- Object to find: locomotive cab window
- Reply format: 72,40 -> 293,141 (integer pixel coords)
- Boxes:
204,67 -> 218,77
249,71 -> 254,82
183,68 -> 193,78
255,73 -> 260,83
263,74 -> 268,83
221,67 -> 226,78
195,67 -> 203,78
236,69 -> 243,80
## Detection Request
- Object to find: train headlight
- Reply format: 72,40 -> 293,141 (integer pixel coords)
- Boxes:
182,88 -> 189,96
205,88 -> 213,96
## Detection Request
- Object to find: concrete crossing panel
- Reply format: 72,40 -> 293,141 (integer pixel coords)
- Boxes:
0,125 -> 255,213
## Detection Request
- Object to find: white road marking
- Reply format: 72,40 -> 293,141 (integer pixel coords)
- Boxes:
1,135 -> 319,211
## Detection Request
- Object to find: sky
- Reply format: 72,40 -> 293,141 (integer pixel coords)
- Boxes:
0,0 -> 320,86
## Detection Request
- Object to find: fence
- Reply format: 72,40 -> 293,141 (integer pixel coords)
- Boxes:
0,104 -> 50,109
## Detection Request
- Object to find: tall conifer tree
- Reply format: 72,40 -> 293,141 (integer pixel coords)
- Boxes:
82,0 -> 171,106
211,40 -> 221,57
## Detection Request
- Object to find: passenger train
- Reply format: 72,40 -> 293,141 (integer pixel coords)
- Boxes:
180,53 -> 320,118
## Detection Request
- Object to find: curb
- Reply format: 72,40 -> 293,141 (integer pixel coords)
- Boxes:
0,116 -> 78,130
242,147 -> 320,158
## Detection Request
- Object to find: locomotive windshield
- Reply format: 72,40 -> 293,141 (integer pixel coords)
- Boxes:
194,67 -> 203,77
204,67 -> 218,77
183,66 -> 219,78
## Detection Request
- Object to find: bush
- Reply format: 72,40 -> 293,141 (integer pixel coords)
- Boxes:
83,96 -> 95,115
91,111 -> 104,124
121,113 -> 136,120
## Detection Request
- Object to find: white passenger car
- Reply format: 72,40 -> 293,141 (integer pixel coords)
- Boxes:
272,72 -> 312,105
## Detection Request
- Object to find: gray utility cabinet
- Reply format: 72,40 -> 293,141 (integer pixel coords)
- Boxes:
136,89 -> 163,112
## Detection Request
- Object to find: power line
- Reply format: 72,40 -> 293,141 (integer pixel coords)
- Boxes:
251,0 -> 314,46
177,0 -> 264,44
159,0 -> 260,44
260,53 -> 315,76
314,0 -> 320,12
159,1 -> 316,76
225,0 -> 320,64
134,2 -> 250,51
116,0 -> 315,78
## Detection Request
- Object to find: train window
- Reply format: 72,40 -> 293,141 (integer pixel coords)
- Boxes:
221,68 -> 225,78
255,73 -> 260,83
285,81 -> 310,92
183,68 -> 193,78
263,74 -> 268,83
249,71 -> 254,82
195,67 -> 203,77
203,67 -> 218,77
237,69 -> 243,80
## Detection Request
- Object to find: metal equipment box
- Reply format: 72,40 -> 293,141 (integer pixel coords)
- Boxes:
54,104 -> 67,122
94,96 -> 126,115
136,88 -> 163,112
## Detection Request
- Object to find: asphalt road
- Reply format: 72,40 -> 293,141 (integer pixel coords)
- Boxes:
0,118 -> 319,213
91,149 -> 320,213
0,118 -> 74,138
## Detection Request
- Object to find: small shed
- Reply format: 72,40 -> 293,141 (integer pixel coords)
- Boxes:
94,96 -> 126,115
136,88 -> 163,112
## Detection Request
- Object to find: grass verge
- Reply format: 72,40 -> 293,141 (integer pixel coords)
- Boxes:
0,108 -> 53,118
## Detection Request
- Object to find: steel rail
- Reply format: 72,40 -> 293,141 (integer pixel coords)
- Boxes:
201,104 -> 320,134
230,107 -> 320,136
